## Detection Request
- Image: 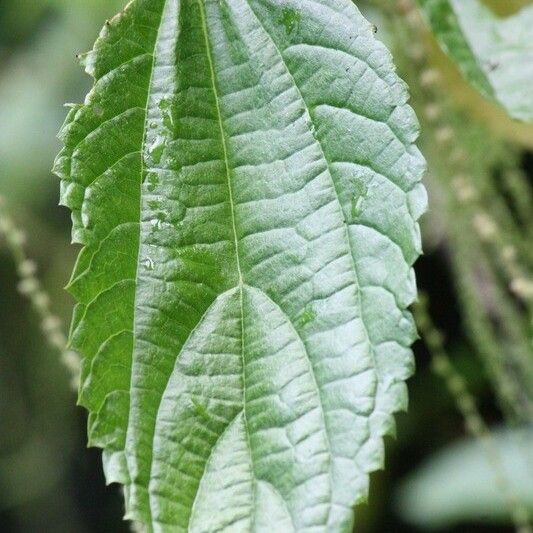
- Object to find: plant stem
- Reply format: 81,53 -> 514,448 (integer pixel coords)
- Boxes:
415,294 -> 532,533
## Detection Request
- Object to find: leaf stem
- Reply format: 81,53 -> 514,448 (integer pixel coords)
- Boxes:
0,196 -> 78,387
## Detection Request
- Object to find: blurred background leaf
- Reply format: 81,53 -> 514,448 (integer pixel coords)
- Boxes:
415,0 -> 533,122
396,427 -> 533,529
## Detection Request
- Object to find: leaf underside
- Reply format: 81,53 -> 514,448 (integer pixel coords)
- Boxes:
55,0 -> 426,531
416,0 -> 533,122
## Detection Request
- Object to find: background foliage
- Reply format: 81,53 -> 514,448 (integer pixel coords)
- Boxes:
0,0 -> 531,532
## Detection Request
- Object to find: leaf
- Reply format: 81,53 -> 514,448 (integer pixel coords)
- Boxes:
396,427 -> 533,528
54,0 -> 426,530
416,0 -> 533,122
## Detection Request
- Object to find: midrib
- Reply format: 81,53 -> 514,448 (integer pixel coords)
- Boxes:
197,1 -> 257,530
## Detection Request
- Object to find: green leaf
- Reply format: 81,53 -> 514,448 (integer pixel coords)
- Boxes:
54,0 -> 426,530
416,0 -> 533,122
396,427 -> 533,528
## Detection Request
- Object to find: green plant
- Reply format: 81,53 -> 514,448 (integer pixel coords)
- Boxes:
42,0 -> 533,531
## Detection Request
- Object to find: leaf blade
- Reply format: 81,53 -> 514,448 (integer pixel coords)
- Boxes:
56,0 -> 426,530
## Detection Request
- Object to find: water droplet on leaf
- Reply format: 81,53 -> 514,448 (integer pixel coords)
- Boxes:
150,218 -> 162,230
150,212 -> 166,231
142,257 -> 154,270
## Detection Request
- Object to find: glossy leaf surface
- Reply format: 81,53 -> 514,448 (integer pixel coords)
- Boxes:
55,0 -> 426,530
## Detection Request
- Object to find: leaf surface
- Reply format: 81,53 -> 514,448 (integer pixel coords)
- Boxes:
416,0 -> 533,122
55,0 -> 426,530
